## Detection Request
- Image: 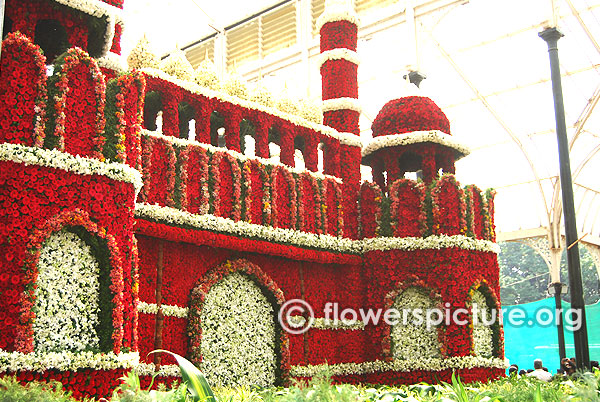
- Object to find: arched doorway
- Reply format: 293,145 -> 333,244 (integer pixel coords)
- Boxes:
188,259 -> 287,387
34,230 -> 101,353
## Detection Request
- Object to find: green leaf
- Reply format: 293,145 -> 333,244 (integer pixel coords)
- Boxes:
148,350 -> 215,402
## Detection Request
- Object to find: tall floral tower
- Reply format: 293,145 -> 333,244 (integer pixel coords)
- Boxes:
318,0 -> 362,238
0,0 -> 143,398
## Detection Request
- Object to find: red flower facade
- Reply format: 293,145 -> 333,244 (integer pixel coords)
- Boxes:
0,1 -> 504,398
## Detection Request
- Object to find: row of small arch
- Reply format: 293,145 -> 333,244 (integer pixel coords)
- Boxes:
142,75 -> 344,178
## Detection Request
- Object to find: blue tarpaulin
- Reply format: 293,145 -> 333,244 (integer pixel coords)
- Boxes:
503,298 -> 600,373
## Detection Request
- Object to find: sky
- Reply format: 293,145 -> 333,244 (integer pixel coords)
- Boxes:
121,0 -> 277,57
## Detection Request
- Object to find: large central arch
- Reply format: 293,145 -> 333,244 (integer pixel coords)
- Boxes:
187,259 -> 289,387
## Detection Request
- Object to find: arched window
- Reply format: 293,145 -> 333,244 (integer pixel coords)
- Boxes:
471,288 -> 496,358
34,19 -> 69,63
391,287 -> 442,360
317,142 -> 325,173
294,136 -> 305,170
197,272 -> 277,386
143,91 -> 162,131
3,16 -> 13,39
178,101 -> 195,139
34,229 -> 112,353
86,16 -> 106,58
210,111 -> 226,148
268,127 -> 281,164
240,119 -> 256,157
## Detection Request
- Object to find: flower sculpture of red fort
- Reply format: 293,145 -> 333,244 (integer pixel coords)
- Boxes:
0,0 -> 505,398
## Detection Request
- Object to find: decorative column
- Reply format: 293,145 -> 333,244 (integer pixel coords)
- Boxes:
318,0 -> 361,238
540,26 -> 590,370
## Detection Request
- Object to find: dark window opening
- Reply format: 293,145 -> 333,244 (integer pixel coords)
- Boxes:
3,16 -> 13,39
87,16 -> 108,58
210,111 -> 225,148
178,102 -> 195,139
143,91 -> 162,131
35,19 -> 69,64
240,119 -> 256,156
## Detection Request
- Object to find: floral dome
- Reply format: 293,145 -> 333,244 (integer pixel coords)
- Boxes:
371,96 -> 451,137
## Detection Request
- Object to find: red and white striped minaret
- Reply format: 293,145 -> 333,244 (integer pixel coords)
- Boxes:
318,0 -> 362,238
318,0 -> 360,134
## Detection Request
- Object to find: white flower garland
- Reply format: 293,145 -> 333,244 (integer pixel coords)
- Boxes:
139,68 -> 361,147
362,235 -> 500,254
144,130 -> 342,183
137,356 -> 507,379
134,203 -> 501,254
471,290 -> 494,358
34,231 -> 101,353
290,356 -> 508,377
135,363 -> 181,377
289,316 -> 365,331
0,350 -> 139,373
137,302 -> 188,318
391,288 -> 441,360
97,51 -> 126,73
322,97 -> 362,113
362,130 -> 470,159
0,143 -> 143,193
198,272 -> 277,387
317,48 -> 360,69
316,1 -> 360,32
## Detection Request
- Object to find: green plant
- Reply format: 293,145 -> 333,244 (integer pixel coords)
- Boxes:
0,375 -> 80,402
150,350 -> 216,402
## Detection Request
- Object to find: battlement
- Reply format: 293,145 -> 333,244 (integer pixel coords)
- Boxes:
359,176 -> 496,241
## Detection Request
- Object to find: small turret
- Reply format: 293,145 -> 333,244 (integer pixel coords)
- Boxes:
363,95 -> 469,191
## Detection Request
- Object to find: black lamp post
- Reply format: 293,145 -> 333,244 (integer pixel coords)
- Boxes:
548,281 -> 567,361
539,26 -> 590,370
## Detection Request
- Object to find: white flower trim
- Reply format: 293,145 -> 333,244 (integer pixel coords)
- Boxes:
362,130 -> 470,159
322,97 -> 362,113
290,356 -> 508,377
135,203 -> 360,253
52,0 -> 124,57
318,49 -> 360,69
96,52 -> 126,73
135,363 -> 181,377
289,316 -> 365,331
134,356 -> 508,380
316,4 -> 360,32
362,235 -> 500,254
134,203 -> 501,254
144,130 -> 343,183
53,0 -> 124,25
137,301 -> 188,318
0,143 -> 143,193
0,350 -> 139,373
34,231 -> 101,353
139,68 -> 361,147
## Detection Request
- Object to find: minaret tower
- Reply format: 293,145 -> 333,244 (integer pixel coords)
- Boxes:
318,0 -> 362,238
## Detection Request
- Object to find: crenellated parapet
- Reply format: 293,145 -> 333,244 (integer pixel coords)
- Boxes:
0,33 -> 143,165
137,130 -> 345,237
358,175 -> 496,242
